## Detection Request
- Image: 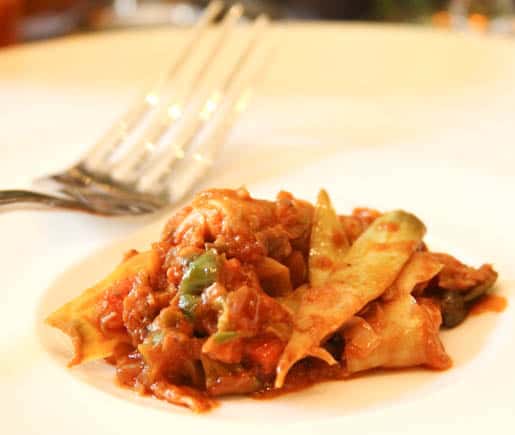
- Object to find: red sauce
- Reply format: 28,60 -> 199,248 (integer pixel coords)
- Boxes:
252,358 -> 347,399
469,294 -> 507,316
332,231 -> 347,248
377,222 -> 399,233
252,361 -> 447,401
352,207 -> 382,226
311,255 -> 333,270
371,241 -> 416,252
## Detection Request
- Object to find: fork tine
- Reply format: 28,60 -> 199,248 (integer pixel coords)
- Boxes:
110,3 -> 245,184
166,39 -> 273,201
82,0 -> 224,172
136,15 -> 270,194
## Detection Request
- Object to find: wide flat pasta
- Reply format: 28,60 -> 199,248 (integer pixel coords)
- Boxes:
46,250 -> 160,365
308,189 -> 350,287
344,296 -> 451,372
343,248 -> 449,371
275,210 -> 426,388
382,251 -> 443,301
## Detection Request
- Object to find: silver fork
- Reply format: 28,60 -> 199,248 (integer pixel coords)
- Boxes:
0,1 -> 270,216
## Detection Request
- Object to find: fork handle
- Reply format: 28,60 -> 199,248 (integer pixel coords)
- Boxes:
0,190 -> 97,214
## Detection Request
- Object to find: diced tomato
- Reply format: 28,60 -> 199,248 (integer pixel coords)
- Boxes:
220,258 -> 260,292
245,336 -> 285,375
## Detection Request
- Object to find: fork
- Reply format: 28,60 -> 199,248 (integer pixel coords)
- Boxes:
0,1 -> 270,216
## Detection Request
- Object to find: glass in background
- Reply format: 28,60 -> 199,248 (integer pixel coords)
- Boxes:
87,0 -> 207,30
364,0 -> 447,22
199,0 -> 449,21
444,0 -> 515,33
3,0 -> 514,45
19,0 -> 91,40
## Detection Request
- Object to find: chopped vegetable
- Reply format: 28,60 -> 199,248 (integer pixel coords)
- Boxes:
178,294 -> 200,320
213,331 -> 239,344
440,291 -> 467,328
178,249 -> 220,319
201,356 -> 262,396
463,270 -> 498,302
180,249 -> 220,296
254,256 -> 293,296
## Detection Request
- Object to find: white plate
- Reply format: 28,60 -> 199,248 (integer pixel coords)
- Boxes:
1,24 -> 515,435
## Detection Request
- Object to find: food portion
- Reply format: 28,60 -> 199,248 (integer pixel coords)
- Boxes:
47,188 -> 501,412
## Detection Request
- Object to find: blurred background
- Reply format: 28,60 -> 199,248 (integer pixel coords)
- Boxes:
1,0 -> 515,47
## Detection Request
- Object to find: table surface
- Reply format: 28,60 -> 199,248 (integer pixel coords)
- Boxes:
1,23 -> 515,435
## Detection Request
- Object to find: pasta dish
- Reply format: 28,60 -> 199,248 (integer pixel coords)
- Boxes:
47,188 -> 502,412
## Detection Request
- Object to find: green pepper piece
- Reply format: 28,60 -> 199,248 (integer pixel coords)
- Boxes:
178,293 -> 200,320
179,249 -> 219,296
213,331 -> 239,344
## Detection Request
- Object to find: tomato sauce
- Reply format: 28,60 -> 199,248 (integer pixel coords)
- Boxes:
252,358 -> 347,400
469,294 -> 507,316
377,221 -> 400,232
